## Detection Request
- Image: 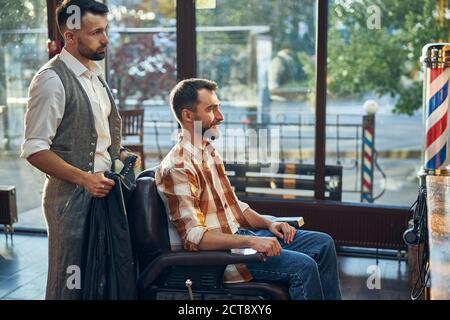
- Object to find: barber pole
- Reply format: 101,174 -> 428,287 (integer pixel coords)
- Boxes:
422,44 -> 450,174
361,114 -> 375,203
424,64 -> 449,171
418,44 -> 450,301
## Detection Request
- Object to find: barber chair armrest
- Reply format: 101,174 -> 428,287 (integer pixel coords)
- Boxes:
137,250 -> 265,290
263,215 -> 305,229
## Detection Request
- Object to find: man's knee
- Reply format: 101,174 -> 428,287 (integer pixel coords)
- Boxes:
297,254 -> 320,276
315,232 -> 336,250
280,250 -> 319,275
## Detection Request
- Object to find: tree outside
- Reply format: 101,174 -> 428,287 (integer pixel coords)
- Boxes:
314,0 -> 448,115
106,0 -> 177,108
108,32 -> 176,108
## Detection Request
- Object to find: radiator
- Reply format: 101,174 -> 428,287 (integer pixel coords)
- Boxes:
245,198 -> 411,250
317,208 -> 409,250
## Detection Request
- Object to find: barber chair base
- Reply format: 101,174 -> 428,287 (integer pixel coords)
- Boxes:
139,281 -> 289,300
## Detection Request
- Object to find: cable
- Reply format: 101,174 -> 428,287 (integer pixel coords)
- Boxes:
409,186 -> 430,300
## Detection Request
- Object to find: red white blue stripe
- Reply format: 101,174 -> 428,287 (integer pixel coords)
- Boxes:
425,68 -> 449,170
362,127 -> 373,202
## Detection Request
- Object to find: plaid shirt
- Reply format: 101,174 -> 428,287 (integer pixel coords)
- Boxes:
155,135 -> 253,283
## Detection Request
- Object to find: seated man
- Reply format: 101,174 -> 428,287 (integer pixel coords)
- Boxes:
155,78 -> 342,300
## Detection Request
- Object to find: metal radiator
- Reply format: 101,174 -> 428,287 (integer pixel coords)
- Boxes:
319,207 -> 409,250
245,198 -> 411,250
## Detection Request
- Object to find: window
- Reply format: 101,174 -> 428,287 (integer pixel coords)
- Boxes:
6,0 -> 447,233
196,0 -> 319,198
0,1 -> 48,229
326,0 -> 449,205
107,0 -> 177,168
107,0 -> 176,107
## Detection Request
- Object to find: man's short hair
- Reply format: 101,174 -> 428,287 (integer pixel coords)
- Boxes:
169,78 -> 218,122
56,0 -> 109,35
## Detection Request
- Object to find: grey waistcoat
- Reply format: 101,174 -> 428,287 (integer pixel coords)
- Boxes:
41,55 -> 122,219
39,55 -> 122,299
43,55 -> 122,171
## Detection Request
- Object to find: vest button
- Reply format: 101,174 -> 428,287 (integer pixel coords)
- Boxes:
89,152 -> 94,156
89,162 -> 93,166
91,142 -> 95,146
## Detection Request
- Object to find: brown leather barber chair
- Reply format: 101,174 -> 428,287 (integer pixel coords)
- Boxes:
126,168 -> 291,299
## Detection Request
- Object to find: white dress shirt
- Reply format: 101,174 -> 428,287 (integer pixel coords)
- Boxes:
21,48 -> 113,172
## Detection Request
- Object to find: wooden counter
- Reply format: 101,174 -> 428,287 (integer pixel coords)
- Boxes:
426,176 -> 450,300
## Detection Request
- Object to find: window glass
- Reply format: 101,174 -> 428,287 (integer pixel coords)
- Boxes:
0,0 -> 48,229
196,1 -> 318,199
326,0 -> 449,205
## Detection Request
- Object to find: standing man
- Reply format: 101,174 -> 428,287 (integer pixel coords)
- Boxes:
155,79 -> 341,300
21,0 -> 139,299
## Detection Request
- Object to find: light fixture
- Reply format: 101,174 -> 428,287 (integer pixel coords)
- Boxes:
363,99 -> 379,115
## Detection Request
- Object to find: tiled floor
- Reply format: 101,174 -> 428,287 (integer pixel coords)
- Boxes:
0,233 -> 411,300
338,254 -> 410,300
0,234 -> 47,300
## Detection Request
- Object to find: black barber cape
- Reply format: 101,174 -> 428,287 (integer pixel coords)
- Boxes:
82,156 -> 138,299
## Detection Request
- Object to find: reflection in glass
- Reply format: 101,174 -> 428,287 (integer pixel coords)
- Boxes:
196,0 -> 317,168
107,0 -> 177,108
0,0 -> 48,229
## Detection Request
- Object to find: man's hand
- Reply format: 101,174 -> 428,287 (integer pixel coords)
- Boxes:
248,236 -> 282,256
120,149 -> 141,170
269,221 -> 297,244
81,172 -> 115,198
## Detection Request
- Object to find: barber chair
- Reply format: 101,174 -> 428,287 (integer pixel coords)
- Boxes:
126,168 -> 293,300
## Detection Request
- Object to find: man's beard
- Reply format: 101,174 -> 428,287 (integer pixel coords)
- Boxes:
202,121 -> 221,141
78,37 -> 106,61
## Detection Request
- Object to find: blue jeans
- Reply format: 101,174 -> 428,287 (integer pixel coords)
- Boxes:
237,228 -> 342,300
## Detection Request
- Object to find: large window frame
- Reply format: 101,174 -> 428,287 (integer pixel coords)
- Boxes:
44,0 -> 411,216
